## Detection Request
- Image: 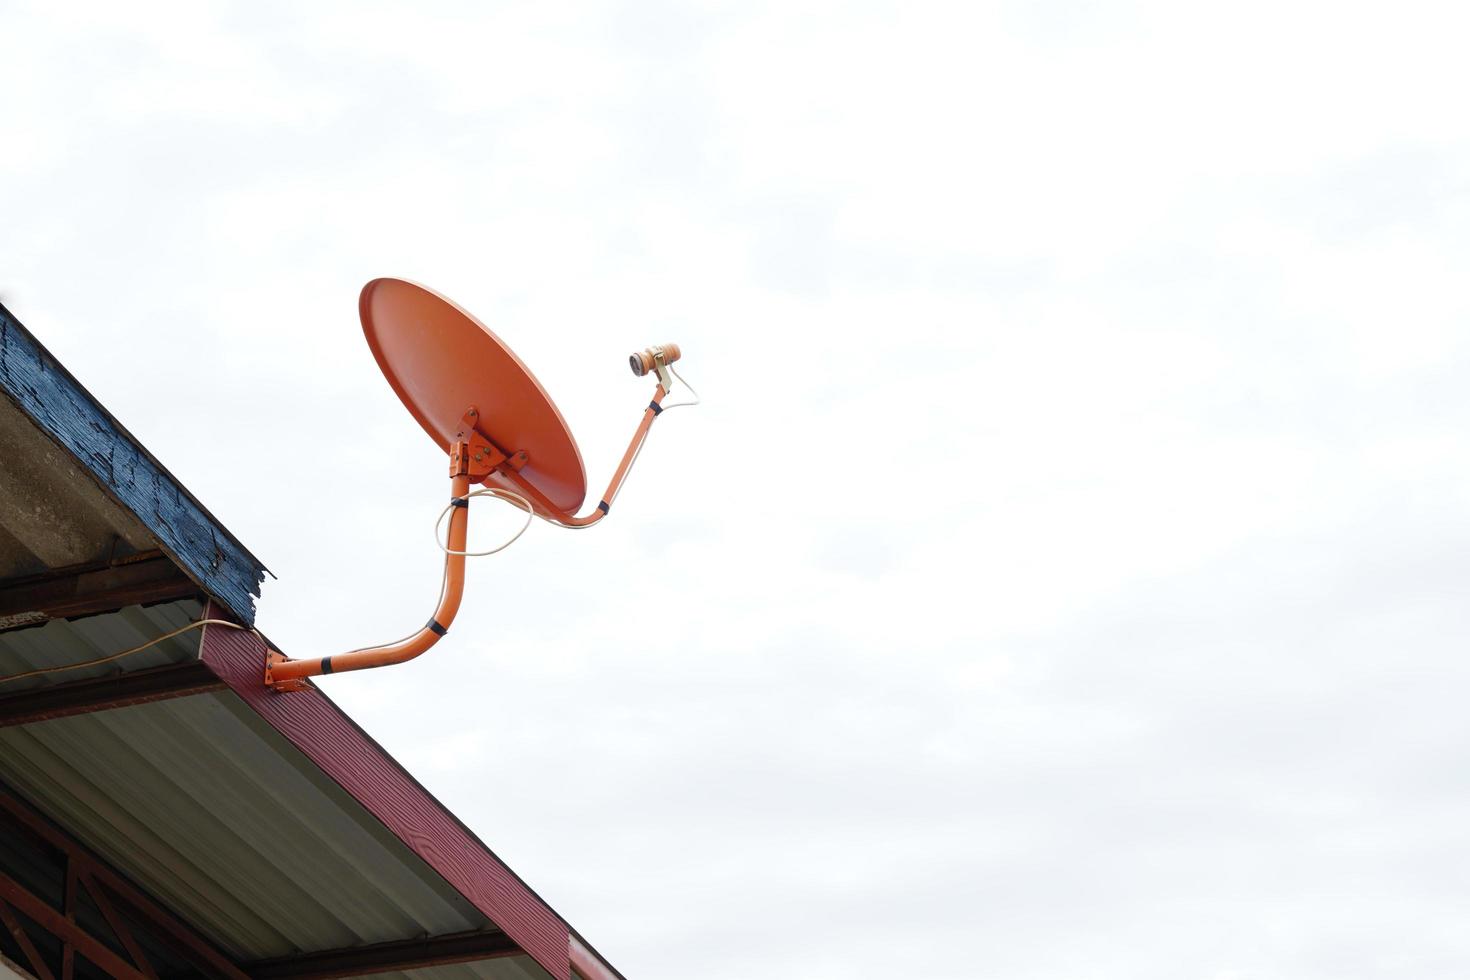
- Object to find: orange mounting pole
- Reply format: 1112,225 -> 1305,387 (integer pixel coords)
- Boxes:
496,383 -> 668,527
263,379 -> 673,690
264,472 -> 472,690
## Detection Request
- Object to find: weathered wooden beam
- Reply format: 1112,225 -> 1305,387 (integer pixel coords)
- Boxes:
0,304 -> 266,624
0,661 -> 225,729
246,929 -> 519,980
0,552 -> 201,631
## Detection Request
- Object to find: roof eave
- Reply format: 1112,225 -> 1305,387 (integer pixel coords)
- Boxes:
0,302 -> 269,624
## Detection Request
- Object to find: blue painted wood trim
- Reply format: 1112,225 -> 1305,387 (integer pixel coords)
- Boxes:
0,303 -> 265,624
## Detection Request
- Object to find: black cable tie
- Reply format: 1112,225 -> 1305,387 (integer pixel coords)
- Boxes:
648,401 -> 663,416
449,497 -> 469,508
427,618 -> 448,636
597,500 -> 610,514
319,657 -> 334,675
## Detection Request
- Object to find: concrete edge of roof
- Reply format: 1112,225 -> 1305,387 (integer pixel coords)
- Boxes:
0,302 -> 269,625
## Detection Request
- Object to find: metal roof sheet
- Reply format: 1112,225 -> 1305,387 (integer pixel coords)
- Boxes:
0,605 -> 551,979
0,600 -> 202,693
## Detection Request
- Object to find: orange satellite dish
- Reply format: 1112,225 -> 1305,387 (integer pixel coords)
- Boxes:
263,278 -> 690,691
361,278 -> 587,515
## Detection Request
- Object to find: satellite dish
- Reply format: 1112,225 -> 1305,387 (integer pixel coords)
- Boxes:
264,279 -> 691,691
361,278 -> 587,515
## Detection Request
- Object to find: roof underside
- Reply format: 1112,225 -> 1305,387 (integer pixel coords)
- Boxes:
0,604 -> 551,980
0,304 -> 621,980
0,390 -> 158,585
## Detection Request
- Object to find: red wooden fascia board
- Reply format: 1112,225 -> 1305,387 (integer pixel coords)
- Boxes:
197,604 -> 572,980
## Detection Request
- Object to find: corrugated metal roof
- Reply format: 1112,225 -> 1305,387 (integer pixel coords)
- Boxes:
0,600 -> 203,692
0,605 -> 552,979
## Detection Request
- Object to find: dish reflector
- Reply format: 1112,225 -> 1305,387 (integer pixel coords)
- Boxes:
360,278 -> 587,514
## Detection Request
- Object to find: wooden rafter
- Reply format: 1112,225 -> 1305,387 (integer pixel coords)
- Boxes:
0,552 -> 200,632
81,873 -> 159,980
0,894 -> 56,980
0,785 -> 248,980
60,863 -> 77,980
0,870 -> 148,980
0,661 -> 225,729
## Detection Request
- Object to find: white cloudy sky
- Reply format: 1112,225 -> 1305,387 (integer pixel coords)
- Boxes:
5,2 -> 1470,977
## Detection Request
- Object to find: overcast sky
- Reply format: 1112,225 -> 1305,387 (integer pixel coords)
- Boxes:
5,2 -> 1470,978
